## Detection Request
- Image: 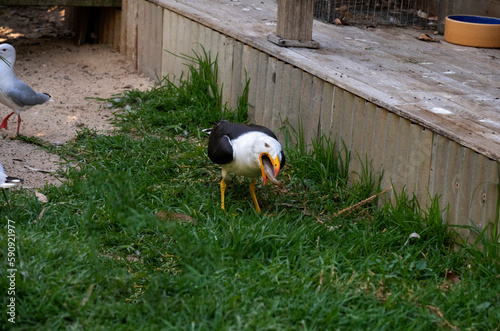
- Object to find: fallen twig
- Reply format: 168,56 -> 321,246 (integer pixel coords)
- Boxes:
25,165 -> 56,173
333,187 -> 392,218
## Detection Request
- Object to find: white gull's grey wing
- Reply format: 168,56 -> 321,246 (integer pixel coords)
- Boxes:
5,81 -> 51,108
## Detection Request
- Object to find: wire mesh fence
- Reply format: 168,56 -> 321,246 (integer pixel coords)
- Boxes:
313,0 -> 439,28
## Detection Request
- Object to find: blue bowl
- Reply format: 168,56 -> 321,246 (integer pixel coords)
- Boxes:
447,15 -> 500,25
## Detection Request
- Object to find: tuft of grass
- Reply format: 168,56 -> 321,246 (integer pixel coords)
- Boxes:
281,118 -> 381,218
98,46 -> 249,137
235,70 -> 250,123
1,48 -> 499,330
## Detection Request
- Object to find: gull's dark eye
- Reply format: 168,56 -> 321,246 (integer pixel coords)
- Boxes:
265,143 -> 269,148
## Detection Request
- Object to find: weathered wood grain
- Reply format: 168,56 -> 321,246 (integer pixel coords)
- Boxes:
330,86 -> 344,145
309,77 -> 323,143
254,51 -> 269,125
299,72 -> 314,144
263,57 -> 277,127
271,60 -> 285,133
319,82 -> 334,139
125,0 -> 138,68
287,67 -> 303,144
230,41 -> 244,111
278,63 -> 293,141
220,36 -> 234,109
241,45 -> 259,121
370,107 -> 388,176
137,0 -> 163,81
380,111 -> 400,199
276,0 -> 314,41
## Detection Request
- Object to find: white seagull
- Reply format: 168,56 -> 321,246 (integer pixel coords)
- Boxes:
206,120 -> 286,213
0,163 -> 23,188
0,163 -> 23,204
0,43 -> 51,135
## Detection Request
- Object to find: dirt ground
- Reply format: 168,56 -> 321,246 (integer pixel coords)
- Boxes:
0,6 -> 153,188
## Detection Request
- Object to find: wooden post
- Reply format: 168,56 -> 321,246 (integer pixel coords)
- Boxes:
268,0 -> 319,48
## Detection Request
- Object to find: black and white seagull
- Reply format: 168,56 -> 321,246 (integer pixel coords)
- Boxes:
206,120 -> 285,213
0,43 -> 52,136
0,163 -> 23,204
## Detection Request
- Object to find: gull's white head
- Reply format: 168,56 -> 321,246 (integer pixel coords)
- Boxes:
235,133 -> 283,185
254,135 -> 283,185
252,134 -> 282,162
0,43 -> 16,68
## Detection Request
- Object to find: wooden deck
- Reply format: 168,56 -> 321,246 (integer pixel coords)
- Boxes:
152,0 -> 500,162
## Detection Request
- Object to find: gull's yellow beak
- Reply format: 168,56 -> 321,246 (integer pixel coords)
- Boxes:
259,154 -> 281,186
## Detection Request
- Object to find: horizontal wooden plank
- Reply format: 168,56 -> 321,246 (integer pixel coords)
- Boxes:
0,0 -> 121,6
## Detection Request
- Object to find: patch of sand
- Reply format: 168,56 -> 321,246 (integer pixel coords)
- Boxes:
0,6 -> 153,188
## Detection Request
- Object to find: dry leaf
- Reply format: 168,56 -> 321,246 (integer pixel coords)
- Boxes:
446,270 -> 460,284
440,281 -> 450,292
35,190 -> 48,203
81,284 -> 94,306
423,304 -> 458,330
418,33 -> 440,42
334,18 -> 343,25
317,269 -> 325,293
347,270 -> 356,284
375,281 -> 391,302
280,203 -> 305,209
276,186 -> 290,194
426,305 -> 443,318
38,208 -> 45,221
404,232 -> 420,246
100,252 -> 142,263
157,210 -> 197,225
409,232 -> 421,239
125,255 -> 141,263
170,212 -> 197,224
157,210 -> 168,220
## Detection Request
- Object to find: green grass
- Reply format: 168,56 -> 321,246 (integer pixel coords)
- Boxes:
1,49 -> 499,330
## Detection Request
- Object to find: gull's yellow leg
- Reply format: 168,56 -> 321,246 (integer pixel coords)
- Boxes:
220,177 -> 226,210
249,178 -> 261,214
